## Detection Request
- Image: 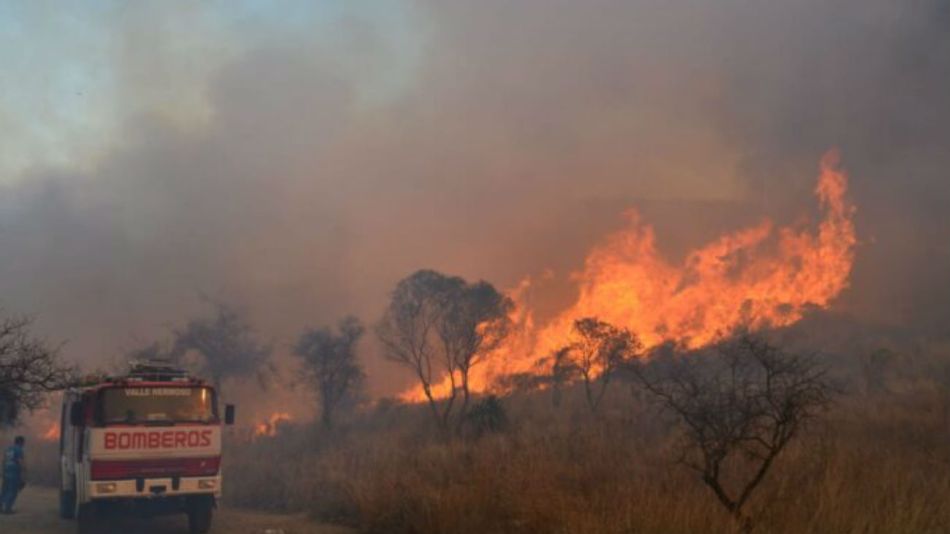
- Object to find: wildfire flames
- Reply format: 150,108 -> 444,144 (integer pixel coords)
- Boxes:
41,422 -> 60,441
23,411 -> 61,442
405,150 -> 857,401
254,412 -> 292,437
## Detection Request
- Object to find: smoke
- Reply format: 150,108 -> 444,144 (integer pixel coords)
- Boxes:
1,0 -> 948,396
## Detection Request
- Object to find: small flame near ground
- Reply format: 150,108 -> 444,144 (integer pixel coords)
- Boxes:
254,412 -> 292,437
16,413 -> 60,443
41,421 -> 59,441
404,150 -> 857,401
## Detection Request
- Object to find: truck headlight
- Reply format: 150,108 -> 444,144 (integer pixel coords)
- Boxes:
96,482 -> 117,494
198,479 -> 217,490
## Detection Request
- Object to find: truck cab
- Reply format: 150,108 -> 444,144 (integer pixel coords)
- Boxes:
59,362 -> 235,533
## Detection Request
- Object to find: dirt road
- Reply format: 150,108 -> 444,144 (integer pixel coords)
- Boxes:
0,486 -> 353,534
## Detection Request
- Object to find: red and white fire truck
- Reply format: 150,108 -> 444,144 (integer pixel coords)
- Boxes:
58,362 -> 235,533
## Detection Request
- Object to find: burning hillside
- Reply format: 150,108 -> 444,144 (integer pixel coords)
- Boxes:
407,150 -> 857,400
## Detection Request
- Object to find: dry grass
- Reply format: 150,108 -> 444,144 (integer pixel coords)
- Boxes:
223,387 -> 950,534
7,385 -> 949,532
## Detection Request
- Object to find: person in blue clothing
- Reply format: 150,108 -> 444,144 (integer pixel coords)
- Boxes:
1,436 -> 26,514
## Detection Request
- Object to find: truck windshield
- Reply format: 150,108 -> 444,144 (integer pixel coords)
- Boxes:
98,387 -> 217,425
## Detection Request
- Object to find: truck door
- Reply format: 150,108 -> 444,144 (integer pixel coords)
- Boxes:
61,395 -> 86,487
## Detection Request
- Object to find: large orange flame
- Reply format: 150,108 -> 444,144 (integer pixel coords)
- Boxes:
403,150 -> 856,401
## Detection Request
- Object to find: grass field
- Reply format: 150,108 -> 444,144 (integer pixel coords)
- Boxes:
222,383 -> 950,534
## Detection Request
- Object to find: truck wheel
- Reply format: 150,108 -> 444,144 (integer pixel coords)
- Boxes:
187,498 -> 214,534
59,489 -> 76,519
76,503 -> 99,534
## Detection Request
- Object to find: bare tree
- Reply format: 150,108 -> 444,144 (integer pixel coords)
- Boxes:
563,318 -> 642,413
376,269 -> 512,433
171,299 -> 272,389
635,332 -> 834,529
294,316 -> 366,429
0,314 -> 75,427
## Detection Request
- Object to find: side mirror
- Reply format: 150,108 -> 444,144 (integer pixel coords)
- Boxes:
69,402 -> 84,427
224,404 -> 235,426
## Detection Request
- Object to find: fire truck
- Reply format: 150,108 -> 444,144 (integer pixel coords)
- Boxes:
58,362 -> 235,533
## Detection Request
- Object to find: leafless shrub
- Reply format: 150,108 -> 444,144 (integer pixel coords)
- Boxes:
0,313 -> 75,426
635,332 -> 835,529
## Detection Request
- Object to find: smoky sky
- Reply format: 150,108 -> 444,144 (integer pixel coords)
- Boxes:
1,0 -> 948,395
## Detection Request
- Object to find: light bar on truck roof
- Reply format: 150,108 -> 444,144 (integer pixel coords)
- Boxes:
125,360 -> 194,383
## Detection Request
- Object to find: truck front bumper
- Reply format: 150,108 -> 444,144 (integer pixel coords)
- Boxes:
87,475 -> 221,500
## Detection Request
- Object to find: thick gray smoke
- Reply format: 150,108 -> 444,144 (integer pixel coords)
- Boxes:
1,0 -> 948,395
